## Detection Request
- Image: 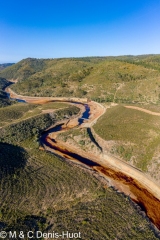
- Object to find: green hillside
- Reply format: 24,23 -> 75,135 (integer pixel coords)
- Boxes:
93,104 -> 160,179
1,55 -> 160,104
0,102 -> 159,239
117,54 -> 160,71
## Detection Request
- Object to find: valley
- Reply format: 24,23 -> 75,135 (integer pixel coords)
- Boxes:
4,86 -> 160,231
0,55 -> 160,239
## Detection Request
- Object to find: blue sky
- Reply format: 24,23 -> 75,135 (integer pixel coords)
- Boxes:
0,0 -> 160,62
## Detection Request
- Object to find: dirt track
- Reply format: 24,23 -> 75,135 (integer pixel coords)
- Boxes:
6,87 -> 88,104
125,105 -> 160,116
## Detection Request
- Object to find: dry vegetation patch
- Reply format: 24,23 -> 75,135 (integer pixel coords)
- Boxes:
57,128 -> 101,155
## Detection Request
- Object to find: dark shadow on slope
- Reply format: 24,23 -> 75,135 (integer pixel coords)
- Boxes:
0,142 -> 28,179
87,128 -> 102,152
3,216 -> 47,239
0,222 -> 7,231
0,78 -> 17,107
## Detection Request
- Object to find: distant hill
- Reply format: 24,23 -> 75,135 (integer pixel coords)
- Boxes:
117,54 -> 160,71
0,63 -> 14,71
0,55 -> 160,104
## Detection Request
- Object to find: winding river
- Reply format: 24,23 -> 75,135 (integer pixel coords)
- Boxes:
5,85 -> 160,231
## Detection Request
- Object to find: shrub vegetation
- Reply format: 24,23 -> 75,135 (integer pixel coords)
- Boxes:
93,105 -> 160,172
1,55 -> 160,104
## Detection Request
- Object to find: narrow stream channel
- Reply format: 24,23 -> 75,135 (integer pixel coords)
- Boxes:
7,88 -> 97,167
39,103 -> 95,166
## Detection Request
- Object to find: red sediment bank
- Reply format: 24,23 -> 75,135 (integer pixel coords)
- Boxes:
44,136 -> 160,230
95,166 -> 160,229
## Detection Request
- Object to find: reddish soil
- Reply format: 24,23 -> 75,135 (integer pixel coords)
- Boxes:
5,87 -> 160,230
44,135 -> 160,229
